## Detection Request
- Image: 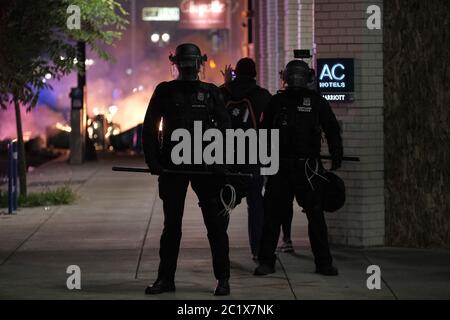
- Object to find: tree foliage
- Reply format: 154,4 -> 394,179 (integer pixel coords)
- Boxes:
0,0 -> 128,110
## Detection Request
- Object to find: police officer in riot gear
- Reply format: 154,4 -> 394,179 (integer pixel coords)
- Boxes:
254,59 -> 343,276
142,43 -> 233,295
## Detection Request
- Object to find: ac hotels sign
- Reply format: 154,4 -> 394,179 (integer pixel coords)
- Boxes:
317,58 -> 355,102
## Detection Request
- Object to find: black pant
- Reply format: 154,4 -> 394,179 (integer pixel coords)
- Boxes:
258,159 -> 333,268
281,195 -> 294,242
157,174 -> 230,281
246,170 -> 264,256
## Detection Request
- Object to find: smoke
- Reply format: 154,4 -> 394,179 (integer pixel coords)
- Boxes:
0,103 -> 65,141
83,32 -> 238,133
0,19 -> 242,141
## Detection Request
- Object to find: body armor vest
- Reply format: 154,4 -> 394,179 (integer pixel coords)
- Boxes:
273,91 -> 322,158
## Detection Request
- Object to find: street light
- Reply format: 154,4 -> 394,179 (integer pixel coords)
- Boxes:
161,33 -> 170,42
108,105 -> 118,116
151,33 -> 160,43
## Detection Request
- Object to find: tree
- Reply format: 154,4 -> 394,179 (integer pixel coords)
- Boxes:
384,0 -> 450,247
0,0 -> 128,196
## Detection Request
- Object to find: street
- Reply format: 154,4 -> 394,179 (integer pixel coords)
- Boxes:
0,154 -> 449,300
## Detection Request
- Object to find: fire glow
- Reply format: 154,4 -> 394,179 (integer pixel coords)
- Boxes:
55,122 -> 72,133
0,25 -> 240,144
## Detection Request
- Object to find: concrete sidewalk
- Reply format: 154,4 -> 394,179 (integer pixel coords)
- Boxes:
0,154 -> 449,300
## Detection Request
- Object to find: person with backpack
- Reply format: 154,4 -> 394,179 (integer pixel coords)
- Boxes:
220,58 -> 272,260
142,43 -> 233,296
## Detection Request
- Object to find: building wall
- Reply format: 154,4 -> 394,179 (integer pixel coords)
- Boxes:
315,0 -> 384,247
255,0 -> 385,247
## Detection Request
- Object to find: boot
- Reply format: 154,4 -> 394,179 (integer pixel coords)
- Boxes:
253,264 -> 275,276
315,265 -> 339,276
214,279 -> 230,296
145,279 -> 176,294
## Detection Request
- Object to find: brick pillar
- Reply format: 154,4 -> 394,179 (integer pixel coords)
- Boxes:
280,0 -> 315,69
266,0 -> 279,93
256,0 -> 269,89
315,0 -> 384,246
255,0 -> 285,94
256,0 -> 315,93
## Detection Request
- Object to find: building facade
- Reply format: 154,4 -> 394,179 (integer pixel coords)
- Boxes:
251,0 -> 384,247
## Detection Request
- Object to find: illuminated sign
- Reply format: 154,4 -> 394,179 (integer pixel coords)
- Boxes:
179,0 -> 228,30
317,58 -> 354,102
142,7 -> 180,21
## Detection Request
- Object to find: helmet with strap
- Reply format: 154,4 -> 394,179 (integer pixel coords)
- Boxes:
280,60 -> 314,89
169,43 -> 208,80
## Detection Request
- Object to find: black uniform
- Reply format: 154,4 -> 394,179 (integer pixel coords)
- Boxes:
142,79 -> 232,281
258,87 -> 343,268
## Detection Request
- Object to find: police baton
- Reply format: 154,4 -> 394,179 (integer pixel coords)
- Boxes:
320,155 -> 360,162
112,167 -> 253,178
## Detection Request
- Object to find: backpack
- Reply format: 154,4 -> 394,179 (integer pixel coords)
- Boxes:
223,86 -> 258,130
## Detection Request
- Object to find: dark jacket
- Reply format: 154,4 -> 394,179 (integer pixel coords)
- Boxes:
142,80 -> 231,169
220,76 -> 272,128
262,87 -> 343,161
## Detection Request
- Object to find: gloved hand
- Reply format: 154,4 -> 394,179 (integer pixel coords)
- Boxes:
331,156 -> 342,171
147,161 -> 164,175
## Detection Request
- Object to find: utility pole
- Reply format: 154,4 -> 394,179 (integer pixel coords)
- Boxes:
131,0 -> 136,88
69,41 -> 87,165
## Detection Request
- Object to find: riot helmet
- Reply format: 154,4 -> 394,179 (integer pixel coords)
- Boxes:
169,43 -> 208,80
281,60 -> 313,89
321,171 -> 346,213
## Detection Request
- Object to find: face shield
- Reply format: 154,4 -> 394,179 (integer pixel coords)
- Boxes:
172,59 -> 205,80
286,71 -> 309,88
281,60 -> 311,89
